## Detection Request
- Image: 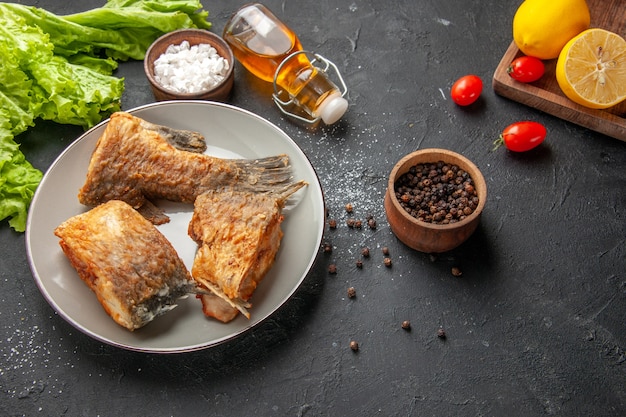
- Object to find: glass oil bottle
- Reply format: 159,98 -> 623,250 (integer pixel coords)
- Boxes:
223,3 -> 348,125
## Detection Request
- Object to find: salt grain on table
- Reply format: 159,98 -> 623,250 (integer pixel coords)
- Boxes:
153,41 -> 229,94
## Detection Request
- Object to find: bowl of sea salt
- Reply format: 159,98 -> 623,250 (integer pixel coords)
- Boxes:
144,29 -> 234,102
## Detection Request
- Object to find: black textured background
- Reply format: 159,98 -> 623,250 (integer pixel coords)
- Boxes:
1,1 -> 625,416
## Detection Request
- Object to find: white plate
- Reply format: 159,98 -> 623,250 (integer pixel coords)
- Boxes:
25,101 -> 325,353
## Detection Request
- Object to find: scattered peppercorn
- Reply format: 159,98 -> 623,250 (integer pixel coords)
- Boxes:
394,161 -> 479,224
437,327 -> 446,339
328,264 -> 337,274
347,287 -> 356,298
354,219 -> 363,229
382,246 -> 390,256
367,218 -> 377,229
328,219 -> 337,229
346,218 -> 355,228
350,340 -> 359,351
356,259 -> 363,268
451,266 -> 462,277
345,203 -> 354,213
402,320 -> 411,331
322,242 -> 332,253
361,247 -> 370,258
383,257 -> 392,267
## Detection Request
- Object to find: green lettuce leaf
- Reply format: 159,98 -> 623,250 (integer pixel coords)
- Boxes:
0,11 -> 125,129
2,0 -> 211,61
29,56 -> 124,127
0,125 -> 42,233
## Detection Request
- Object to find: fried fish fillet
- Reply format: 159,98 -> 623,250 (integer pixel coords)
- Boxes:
78,112 -> 293,223
188,181 -> 307,322
54,200 -> 196,331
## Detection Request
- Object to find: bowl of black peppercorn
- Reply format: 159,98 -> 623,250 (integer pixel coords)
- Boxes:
384,148 -> 487,253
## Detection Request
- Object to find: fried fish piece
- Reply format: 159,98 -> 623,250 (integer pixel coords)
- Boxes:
78,112 -> 293,223
54,200 -> 196,331
188,181 -> 307,322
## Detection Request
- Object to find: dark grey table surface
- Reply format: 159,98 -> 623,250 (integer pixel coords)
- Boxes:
2,1 -> 625,416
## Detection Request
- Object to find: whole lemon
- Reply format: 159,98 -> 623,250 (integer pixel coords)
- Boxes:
513,0 -> 590,60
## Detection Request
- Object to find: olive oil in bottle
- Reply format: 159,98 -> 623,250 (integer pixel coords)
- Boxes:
223,3 -> 348,124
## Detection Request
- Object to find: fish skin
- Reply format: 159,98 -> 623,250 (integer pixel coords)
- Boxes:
78,112 -> 294,220
54,200 -> 196,331
189,181 -> 307,322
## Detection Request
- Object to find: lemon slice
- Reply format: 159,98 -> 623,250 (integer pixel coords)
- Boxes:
556,28 -> 626,109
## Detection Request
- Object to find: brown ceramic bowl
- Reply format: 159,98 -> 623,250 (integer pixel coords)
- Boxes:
144,29 -> 234,102
384,148 -> 487,253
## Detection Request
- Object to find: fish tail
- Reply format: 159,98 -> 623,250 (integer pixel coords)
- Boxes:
232,154 -> 296,192
272,180 -> 308,204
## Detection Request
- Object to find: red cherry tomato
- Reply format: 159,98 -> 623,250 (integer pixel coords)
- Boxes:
450,75 -> 483,106
507,56 -> 545,83
494,121 -> 546,152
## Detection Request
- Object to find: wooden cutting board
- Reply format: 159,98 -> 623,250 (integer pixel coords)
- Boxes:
492,0 -> 626,142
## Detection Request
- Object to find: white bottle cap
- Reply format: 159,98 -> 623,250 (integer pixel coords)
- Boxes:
317,92 -> 348,125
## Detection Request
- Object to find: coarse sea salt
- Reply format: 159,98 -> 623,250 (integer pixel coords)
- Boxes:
153,41 -> 229,94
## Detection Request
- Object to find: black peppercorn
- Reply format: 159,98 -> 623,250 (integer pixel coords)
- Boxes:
356,259 -> 363,268
393,161 -> 479,225
347,287 -> 356,298
328,219 -> 337,229
345,203 -> 353,213
350,340 -> 359,351
383,257 -> 392,267
328,264 -> 337,274
367,218 -> 377,229
361,247 -> 370,258
402,320 -> 411,331
382,246 -> 390,256
322,242 -> 332,253
437,328 -> 446,339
